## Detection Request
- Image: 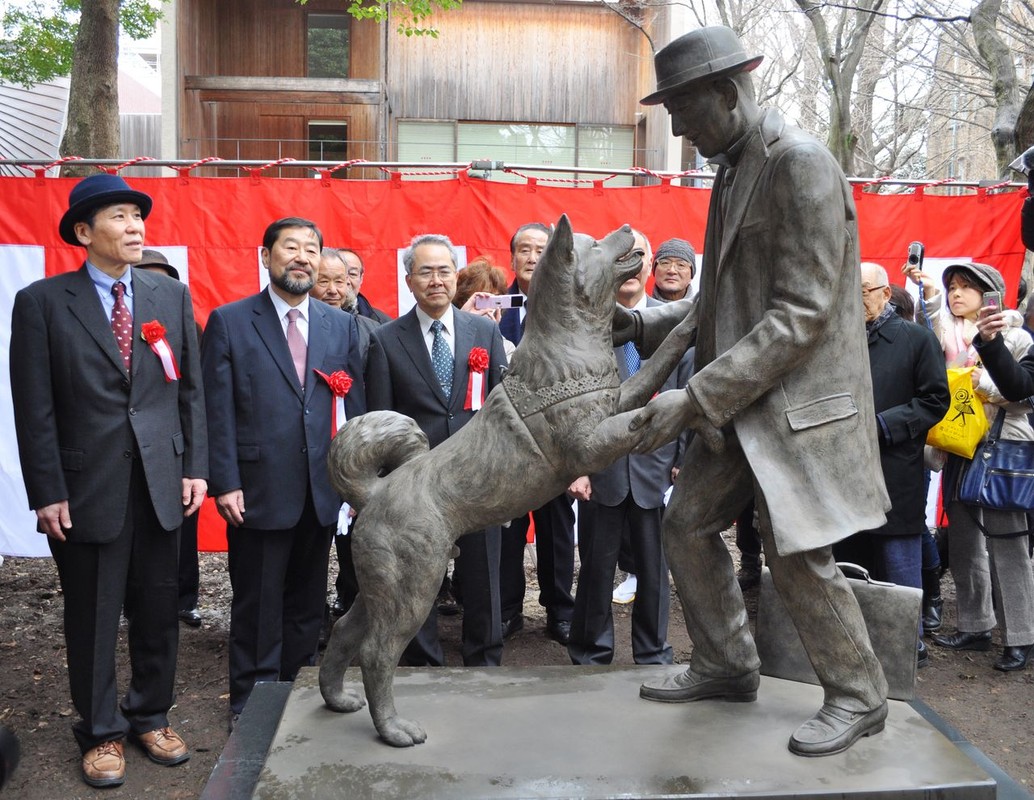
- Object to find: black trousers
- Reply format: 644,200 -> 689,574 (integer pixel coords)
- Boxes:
500,494 -> 575,623
50,461 -> 180,753
402,526 -> 503,667
226,494 -> 333,714
568,497 -> 673,665
178,510 -> 200,611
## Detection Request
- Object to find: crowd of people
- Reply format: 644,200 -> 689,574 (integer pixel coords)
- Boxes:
8,23 -> 1034,789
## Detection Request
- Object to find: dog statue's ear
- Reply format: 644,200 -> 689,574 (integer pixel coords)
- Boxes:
551,214 -> 574,260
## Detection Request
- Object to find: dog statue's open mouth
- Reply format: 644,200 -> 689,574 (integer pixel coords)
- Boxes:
614,247 -> 645,283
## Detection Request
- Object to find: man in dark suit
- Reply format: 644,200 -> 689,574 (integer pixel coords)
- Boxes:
135,249 -> 206,629
365,233 -> 507,666
201,217 -> 366,726
835,262 -> 949,666
568,231 -> 688,665
498,222 -> 577,644
10,174 -> 208,787
312,246 -> 381,617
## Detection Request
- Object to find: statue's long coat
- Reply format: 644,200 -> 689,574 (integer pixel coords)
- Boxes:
682,109 -> 891,555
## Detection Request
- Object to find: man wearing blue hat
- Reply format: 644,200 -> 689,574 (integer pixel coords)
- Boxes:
9,174 -> 208,787
624,26 -> 891,757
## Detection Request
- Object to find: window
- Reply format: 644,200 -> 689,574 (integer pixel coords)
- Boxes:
397,121 -> 635,185
308,121 -> 348,174
307,14 -> 350,79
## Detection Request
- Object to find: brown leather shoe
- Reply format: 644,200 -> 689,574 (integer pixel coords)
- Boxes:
135,726 -> 189,765
82,740 -> 125,787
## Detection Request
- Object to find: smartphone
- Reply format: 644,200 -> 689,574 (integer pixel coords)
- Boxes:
475,294 -> 524,310
906,241 -> 925,268
982,291 -> 1002,311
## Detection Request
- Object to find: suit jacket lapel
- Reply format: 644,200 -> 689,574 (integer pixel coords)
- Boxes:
450,312 -> 473,409
397,310 -> 449,406
65,265 -> 128,377
717,109 -> 784,270
252,292 -> 304,399
130,268 -> 159,381
305,302 -> 331,402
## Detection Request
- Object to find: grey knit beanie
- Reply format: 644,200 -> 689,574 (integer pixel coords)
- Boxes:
653,238 -> 696,273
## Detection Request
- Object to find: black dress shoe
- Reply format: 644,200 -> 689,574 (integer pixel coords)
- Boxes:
501,615 -> 524,639
917,639 -> 929,669
736,565 -> 761,591
930,630 -> 992,651
993,644 -> 1033,672
921,597 -> 943,633
329,595 -> 350,617
178,608 -> 202,628
546,618 -> 571,645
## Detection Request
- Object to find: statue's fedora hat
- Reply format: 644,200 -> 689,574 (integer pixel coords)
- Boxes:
59,173 -> 153,246
641,26 -> 763,106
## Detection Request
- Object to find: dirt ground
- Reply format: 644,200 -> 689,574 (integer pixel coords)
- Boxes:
0,533 -> 1031,799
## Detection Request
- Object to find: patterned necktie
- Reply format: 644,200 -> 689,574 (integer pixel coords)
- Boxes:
430,319 -> 454,395
111,281 -> 133,372
623,341 -> 641,376
286,308 -> 307,389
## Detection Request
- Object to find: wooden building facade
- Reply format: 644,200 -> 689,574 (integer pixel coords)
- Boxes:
173,0 -> 671,179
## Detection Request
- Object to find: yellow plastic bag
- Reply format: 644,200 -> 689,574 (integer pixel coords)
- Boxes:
925,366 -> 988,459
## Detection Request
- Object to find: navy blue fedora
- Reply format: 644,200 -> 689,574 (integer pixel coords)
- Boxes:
641,26 -> 763,106
59,174 -> 153,246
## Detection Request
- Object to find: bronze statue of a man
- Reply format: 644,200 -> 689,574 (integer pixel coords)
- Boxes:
627,26 -> 892,756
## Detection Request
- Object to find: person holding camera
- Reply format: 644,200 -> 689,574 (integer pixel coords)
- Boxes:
906,261 -> 1034,672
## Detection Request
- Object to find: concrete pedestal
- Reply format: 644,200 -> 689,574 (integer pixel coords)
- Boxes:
201,665 -> 1016,799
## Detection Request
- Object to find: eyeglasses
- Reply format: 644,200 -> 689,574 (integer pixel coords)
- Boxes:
655,258 -> 693,272
861,285 -> 887,296
412,266 -> 456,281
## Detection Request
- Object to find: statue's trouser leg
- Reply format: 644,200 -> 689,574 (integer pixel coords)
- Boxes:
662,437 -> 759,679
755,491 -> 888,713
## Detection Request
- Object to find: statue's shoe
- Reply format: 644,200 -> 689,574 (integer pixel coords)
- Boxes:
639,667 -> 759,703
788,701 -> 888,757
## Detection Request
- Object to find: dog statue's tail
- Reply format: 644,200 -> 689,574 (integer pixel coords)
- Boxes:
327,410 -> 429,510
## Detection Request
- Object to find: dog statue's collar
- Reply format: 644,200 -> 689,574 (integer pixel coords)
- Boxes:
503,372 -> 620,418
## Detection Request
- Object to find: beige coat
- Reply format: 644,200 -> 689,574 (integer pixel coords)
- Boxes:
679,109 -> 890,555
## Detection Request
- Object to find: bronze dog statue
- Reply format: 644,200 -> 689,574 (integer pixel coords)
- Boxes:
319,215 -> 693,746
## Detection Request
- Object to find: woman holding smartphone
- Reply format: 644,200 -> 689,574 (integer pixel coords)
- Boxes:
906,261 -> 1034,672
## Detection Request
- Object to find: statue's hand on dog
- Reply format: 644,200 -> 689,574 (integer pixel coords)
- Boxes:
630,387 -> 725,454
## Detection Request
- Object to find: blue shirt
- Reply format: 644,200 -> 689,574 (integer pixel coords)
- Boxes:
86,261 -> 134,318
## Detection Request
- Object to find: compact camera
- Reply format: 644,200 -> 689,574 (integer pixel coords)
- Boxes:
474,294 -> 524,310
907,241 -> 925,269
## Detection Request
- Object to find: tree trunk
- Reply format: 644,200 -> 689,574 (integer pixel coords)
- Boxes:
970,0 -> 1022,177
59,0 -> 120,176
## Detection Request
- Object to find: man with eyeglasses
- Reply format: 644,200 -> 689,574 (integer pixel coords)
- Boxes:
835,263 -> 948,668
340,248 -> 392,324
366,233 -> 508,667
651,238 -> 697,303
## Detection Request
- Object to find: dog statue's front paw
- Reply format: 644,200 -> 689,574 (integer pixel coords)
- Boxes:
323,687 -> 366,714
377,715 -> 427,747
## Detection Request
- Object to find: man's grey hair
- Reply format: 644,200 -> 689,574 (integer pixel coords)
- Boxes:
402,234 -> 459,275
860,262 -> 889,287
321,247 -> 347,266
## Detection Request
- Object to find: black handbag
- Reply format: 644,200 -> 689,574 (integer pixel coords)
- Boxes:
958,406 -> 1034,512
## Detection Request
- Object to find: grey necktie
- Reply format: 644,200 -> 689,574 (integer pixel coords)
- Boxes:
430,319 -> 454,395
286,308 -> 307,388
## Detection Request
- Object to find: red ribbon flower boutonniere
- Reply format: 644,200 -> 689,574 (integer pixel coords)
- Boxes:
314,369 -> 353,436
465,347 -> 490,411
140,320 -> 180,382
